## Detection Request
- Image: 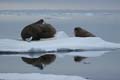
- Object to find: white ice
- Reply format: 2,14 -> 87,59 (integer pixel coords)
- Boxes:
0,31 -> 120,52
0,73 -> 88,80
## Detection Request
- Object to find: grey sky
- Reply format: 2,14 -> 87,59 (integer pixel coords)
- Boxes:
0,0 -> 120,10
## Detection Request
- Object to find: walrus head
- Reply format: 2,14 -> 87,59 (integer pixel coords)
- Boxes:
74,27 -> 83,31
34,19 -> 44,24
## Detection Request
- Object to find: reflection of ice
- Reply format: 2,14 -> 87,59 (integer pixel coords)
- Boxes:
0,73 -> 87,80
56,51 -> 109,57
0,50 -> 110,59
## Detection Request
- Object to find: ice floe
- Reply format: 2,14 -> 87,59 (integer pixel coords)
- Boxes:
0,31 -> 120,53
0,73 -> 88,80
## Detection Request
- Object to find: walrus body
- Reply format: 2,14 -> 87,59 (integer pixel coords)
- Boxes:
21,19 -> 56,41
74,27 -> 96,37
37,24 -> 56,38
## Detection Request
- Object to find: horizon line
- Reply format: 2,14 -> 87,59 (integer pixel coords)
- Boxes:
0,9 -> 120,11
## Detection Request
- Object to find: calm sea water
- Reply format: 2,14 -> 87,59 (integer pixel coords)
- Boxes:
0,10 -> 120,80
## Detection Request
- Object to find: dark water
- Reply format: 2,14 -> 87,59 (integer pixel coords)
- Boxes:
0,10 -> 120,80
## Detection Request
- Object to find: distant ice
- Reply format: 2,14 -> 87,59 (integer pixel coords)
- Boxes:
0,10 -> 116,20
85,13 -> 94,16
0,73 -> 88,80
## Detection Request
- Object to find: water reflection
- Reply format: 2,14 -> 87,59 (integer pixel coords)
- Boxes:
21,54 -> 56,70
21,53 -> 89,70
12,50 -> 112,70
74,56 -> 87,62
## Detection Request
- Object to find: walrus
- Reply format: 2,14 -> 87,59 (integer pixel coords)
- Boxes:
21,54 -> 56,70
74,27 -> 96,37
21,19 -> 56,41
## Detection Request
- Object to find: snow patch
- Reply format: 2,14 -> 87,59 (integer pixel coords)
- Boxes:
0,73 -> 88,80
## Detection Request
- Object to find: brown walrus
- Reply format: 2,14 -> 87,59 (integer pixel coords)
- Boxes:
21,54 -> 56,70
74,27 -> 96,37
21,19 -> 56,41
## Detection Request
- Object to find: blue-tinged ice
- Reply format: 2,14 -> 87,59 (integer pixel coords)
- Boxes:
0,73 -> 88,80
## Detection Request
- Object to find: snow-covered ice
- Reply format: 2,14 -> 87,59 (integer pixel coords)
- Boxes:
0,31 -> 120,53
0,73 -> 88,80
0,37 -> 120,52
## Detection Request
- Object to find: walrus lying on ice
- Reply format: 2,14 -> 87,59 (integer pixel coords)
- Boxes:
74,27 -> 96,37
73,27 -> 94,63
21,19 -> 56,41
